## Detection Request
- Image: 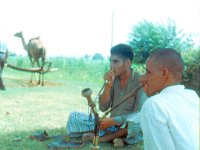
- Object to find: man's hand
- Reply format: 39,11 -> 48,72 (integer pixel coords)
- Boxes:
99,68 -> 115,109
104,69 -> 115,87
99,117 -> 116,130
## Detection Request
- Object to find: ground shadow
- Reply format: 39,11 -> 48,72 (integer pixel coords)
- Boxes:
0,127 -> 143,150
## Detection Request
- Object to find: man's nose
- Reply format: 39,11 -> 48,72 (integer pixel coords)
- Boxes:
110,63 -> 114,69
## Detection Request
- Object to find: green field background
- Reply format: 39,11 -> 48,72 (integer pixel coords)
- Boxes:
0,56 -> 143,150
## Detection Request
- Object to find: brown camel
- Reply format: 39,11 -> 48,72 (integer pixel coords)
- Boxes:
14,31 -> 46,85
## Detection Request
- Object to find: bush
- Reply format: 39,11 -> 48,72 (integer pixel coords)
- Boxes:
182,49 -> 200,96
128,19 -> 195,64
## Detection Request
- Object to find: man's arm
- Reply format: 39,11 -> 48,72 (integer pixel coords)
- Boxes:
99,69 -> 115,112
99,113 -> 130,130
99,83 -> 112,112
99,117 -> 116,130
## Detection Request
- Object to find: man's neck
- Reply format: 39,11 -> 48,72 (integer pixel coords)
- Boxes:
161,77 -> 180,93
119,69 -> 131,88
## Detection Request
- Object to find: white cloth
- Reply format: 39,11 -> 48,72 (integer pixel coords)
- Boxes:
140,85 -> 199,150
120,111 -> 141,138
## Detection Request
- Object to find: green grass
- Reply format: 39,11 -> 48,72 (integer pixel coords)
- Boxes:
0,57 -> 143,150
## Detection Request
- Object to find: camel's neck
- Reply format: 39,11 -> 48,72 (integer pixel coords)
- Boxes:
20,35 -> 28,51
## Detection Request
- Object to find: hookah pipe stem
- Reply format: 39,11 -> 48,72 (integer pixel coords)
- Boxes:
100,84 -> 144,121
89,80 -> 108,120
94,80 -> 108,103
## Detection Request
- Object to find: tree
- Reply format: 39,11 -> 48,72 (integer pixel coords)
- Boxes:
92,53 -> 104,61
182,48 -> 200,96
128,19 -> 194,64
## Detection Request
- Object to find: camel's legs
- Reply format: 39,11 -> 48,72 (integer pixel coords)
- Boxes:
36,60 -> 41,85
41,73 -> 44,86
29,57 -> 34,83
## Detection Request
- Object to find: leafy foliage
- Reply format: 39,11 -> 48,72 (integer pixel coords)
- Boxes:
128,19 -> 195,64
92,53 -> 104,61
182,48 -> 200,96
182,48 -> 200,65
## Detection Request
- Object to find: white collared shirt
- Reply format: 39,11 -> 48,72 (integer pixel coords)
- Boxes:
140,85 -> 199,150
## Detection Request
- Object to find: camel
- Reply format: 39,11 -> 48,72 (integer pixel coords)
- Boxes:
14,31 -> 47,85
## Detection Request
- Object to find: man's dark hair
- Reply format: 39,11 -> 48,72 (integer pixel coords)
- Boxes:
110,43 -> 133,62
150,48 -> 184,79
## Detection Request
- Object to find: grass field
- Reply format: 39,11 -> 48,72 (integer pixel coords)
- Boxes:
0,57 -> 143,150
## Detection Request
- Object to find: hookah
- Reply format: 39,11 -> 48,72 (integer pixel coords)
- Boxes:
82,82 -> 143,150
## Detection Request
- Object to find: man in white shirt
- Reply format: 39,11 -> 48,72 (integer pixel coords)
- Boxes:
140,48 -> 199,150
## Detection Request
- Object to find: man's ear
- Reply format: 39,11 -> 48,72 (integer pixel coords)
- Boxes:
125,59 -> 131,68
162,68 -> 169,79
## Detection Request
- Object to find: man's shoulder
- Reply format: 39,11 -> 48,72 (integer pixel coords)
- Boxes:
142,94 -> 165,110
141,94 -> 168,123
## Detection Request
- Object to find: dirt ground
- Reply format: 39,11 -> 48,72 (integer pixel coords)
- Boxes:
4,76 -> 64,88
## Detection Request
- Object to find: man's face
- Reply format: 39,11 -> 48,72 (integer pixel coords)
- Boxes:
140,58 -> 166,96
109,55 -> 128,76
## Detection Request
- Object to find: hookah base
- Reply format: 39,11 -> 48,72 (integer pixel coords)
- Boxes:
90,144 -> 100,150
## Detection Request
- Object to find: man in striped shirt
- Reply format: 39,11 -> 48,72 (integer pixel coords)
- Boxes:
66,44 -> 147,146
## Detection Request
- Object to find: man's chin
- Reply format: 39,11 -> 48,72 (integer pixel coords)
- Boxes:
146,90 -> 154,97
146,93 -> 152,97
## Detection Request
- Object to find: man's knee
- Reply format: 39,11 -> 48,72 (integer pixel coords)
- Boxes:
68,112 -> 82,121
67,111 -> 85,126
